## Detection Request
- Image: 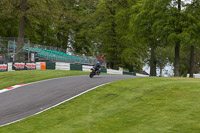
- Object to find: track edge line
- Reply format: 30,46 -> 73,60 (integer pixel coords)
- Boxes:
0,82 -> 110,127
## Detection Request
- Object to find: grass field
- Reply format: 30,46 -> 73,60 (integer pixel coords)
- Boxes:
1,77 -> 200,133
0,70 -> 88,90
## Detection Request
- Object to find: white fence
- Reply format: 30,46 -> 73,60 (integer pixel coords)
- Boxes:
7,63 -> 13,71
36,62 -> 41,70
82,65 -> 92,72
107,69 -> 123,75
55,62 -> 70,70
187,74 -> 200,78
136,73 -> 149,77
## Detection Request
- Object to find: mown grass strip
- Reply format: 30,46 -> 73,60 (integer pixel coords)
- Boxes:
1,77 -> 200,132
0,70 -> 88,90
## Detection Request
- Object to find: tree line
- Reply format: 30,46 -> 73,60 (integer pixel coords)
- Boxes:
0,0 -> 200,77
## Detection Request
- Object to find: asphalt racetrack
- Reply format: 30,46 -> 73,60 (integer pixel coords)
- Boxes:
0,75 -> 137,126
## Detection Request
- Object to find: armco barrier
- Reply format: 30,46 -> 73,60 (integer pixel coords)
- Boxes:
2,62 -> 136,77
56,62 -> 70,70
82,65 -> 92,72
36,62 -> 41,70
36,62 -> 46,70
193,74 -> 200,78
46,62 -> 56,70
8,63 -> 13,71
136,73 -> 149,77
107,69 -> 123,75
70,64 -> 82,71
187,74 -> 200,78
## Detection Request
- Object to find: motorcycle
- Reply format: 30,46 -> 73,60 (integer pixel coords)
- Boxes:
89,67 -> 100,78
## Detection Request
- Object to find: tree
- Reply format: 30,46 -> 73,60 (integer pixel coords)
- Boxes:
117,0 -> 145,72
152,0 -> 196,77
155,46 -> 172,77
0,0 -> 63,61
16,0 -> 28,59
86,0 -> 144,71
131,0 -> 160,76
90,0 -> 121,69
184,0 -> 200,77
0,0 -> 19,37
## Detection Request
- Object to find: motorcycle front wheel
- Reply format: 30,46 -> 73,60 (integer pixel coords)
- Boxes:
89,72 -> 94,78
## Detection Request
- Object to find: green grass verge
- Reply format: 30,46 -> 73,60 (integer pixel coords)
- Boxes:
1,77 -> 200,133
0,70 -> 88,90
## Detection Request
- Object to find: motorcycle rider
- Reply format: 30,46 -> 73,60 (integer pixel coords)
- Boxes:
94,61 -> 101,74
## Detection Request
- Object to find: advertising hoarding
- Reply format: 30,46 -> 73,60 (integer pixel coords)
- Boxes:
25,63 -> 36,70
13,63 -> 25,70
0,64 -> 7,72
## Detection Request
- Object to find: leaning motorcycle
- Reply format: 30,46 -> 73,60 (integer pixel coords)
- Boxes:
89,67 -> 100,78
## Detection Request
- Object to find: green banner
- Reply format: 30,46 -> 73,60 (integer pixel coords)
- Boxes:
46,62 -> 55,69
123,71 -> 136,76
70,64 -> 82,71
101,68 -> 107,73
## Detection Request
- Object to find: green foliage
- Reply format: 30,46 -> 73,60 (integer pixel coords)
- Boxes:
87,0 -> 144,70
155,46 -> 172,69
0,0 -> 145,71
138,0 -> 200,76
0,0 -> 19,37
121,44 -> 145,72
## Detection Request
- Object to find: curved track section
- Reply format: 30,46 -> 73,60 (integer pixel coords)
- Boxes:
0,75 -> 136,126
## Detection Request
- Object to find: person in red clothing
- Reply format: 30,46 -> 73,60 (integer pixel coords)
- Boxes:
97,55 -> 104,64
98,56 -> 101,62
100,55 -> 104,64
101,55 -> 104,62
